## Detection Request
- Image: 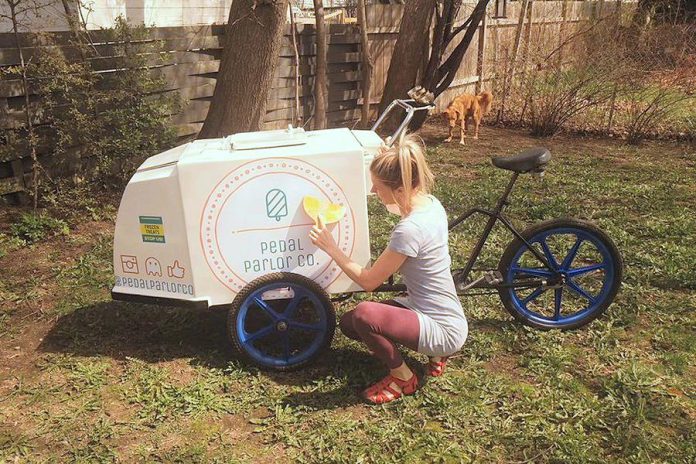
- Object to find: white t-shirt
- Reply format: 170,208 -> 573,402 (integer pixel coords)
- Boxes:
388,195 -> 468,357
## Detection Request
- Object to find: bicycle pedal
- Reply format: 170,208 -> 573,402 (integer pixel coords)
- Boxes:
452,270 -> 470,291
484,271 -> 503,284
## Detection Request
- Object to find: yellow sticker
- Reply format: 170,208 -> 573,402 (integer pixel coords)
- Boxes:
140,224 -> 164,235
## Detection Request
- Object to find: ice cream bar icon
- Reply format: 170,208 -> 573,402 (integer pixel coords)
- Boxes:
266,189 -> 288,222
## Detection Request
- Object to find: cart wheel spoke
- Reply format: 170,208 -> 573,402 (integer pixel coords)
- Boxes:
253,297 -> 279,321
567,263 -> 606,277
289,322 -> 323,332
539,238 -> 559,270
512,267 -> 553,278
244,325 -> 275,343
522,287 -> 547,305
284,290 -> 306,319
282,333 -> 290,361
566,279 -> 596,304
561,237 -> 583,270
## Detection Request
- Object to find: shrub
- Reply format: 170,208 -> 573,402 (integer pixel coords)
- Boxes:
623,85 -> 694,143
511,19 -> 626,137
36,16 -> 179,187
10,212 -> 69,244
501,13 -> 695,140
617,22 -> 696,143
0,233 -> 26,258
1,16 -> 180,207
525,67 -> 615,137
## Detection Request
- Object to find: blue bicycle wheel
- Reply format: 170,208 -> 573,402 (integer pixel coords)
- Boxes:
498,218 -> 623,329
228,273 -> 336,370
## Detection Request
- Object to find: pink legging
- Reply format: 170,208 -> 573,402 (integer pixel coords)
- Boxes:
339,299 -> 420,369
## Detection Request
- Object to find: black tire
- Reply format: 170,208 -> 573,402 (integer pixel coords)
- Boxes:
497,218 -> 623,330
227,272 -> 336,371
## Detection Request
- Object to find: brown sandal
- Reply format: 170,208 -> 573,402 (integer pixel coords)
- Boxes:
362,373 -> 418,404
427,357 -> 449,377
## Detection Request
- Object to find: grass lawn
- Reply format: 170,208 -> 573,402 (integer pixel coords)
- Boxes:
1,122 -> 694,463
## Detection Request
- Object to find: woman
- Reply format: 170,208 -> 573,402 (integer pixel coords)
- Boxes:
309,133 -> 468,404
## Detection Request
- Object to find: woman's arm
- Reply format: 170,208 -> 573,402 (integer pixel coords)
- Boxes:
309,216 -> 406,292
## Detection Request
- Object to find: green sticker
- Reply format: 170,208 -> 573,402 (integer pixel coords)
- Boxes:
139,216 -> 163,225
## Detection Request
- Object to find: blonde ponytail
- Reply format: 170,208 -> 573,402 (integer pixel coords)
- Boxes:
370,132 -> 435,214
398,137 -> 414,206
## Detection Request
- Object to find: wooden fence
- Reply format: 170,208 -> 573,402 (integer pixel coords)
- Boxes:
0,1 -> 632,201
367,1 -> 630,111
0,23 -> 364,198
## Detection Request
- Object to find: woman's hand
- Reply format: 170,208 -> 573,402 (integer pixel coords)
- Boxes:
309,215 -> 339,257
309,214 -> 408,291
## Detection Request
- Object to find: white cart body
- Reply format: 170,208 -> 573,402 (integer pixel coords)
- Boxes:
112,127 -> 384,308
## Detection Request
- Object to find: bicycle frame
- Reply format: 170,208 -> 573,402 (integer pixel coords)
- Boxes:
372,172 -> 556,295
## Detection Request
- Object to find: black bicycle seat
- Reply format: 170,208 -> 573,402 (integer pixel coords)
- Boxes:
491,147 -> 551,173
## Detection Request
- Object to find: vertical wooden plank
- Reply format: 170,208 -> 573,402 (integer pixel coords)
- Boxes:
357,0 -> 373,128
616,0 -> 623,25
522,0 -> 534,72
289,6 -> 301,126
497,0 -> 529,121
517,0 -> 535,123
557,0 -> 569,68
475,10 -> 488,93
10,159 -> 25,190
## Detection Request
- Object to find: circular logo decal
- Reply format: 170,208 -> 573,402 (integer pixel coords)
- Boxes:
200,158 -> 355,292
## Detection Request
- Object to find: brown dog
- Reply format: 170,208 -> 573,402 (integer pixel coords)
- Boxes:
443,91 -> 493,143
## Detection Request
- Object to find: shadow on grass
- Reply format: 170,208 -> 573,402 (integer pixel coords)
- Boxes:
39,300 -> 236,368
280,347 -> 432,410
38,301 -> 432,400
470,317 -> 519,332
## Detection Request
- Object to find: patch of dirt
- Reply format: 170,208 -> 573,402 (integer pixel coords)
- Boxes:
417,117 -> 695,172
221,413 -> 256,437
339,403 -> 369,420
419,118 -> 547,161
0,321 -> 54,391
0,219 -> 114,396
483,353 -> 534,384
101,389 -> 136,425
247,406 -> 272,421
1,220 -> 113,306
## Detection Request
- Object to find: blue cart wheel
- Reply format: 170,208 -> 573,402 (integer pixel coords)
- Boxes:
227,272 -> 336,371
498,218 -> 623,330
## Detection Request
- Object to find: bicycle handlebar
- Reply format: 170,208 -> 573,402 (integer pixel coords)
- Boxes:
371,99 -> 435,147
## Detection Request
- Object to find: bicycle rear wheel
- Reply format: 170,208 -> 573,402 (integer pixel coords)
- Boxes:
497,218 -> 623,330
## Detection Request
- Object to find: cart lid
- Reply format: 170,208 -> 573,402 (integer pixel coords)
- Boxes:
226,125 -> 308,150
137,142 -> 189,172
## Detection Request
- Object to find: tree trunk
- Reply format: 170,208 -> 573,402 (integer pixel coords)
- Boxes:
377,0 -> 436,129
312,0 -> 328,129
357,0 -> 373,128
430,0 -> 490,96
289,5 -> 302,126
198,0 -> 289,139
407,0 -> 491,131
60,0 -> 80,35
422,0 -> 458,88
